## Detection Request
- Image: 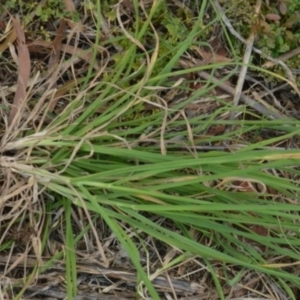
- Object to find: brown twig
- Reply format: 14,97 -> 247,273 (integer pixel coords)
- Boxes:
229,0 -> 261,121
197,71 -> 285,119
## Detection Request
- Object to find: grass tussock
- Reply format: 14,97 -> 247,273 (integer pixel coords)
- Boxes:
1,0 -> 300,299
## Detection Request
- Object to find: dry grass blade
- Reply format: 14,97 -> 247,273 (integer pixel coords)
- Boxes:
263,46 -> 300,68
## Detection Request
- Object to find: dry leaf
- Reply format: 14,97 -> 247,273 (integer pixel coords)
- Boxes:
265,14 -> 281,21
63,0 -> 84,31
122,0 -> 134,12
232,180 -> 254,192
8,17 -> 31,126
207,125 -> 226,136
279,2 -> 287,15
284,12 -> 300,28
194,47 -> 232,64
48,19 -> 66,71
47,19 -> 67,111
64,0 -> 75,11
27,40 -> 99,70
250,225 -> 269,236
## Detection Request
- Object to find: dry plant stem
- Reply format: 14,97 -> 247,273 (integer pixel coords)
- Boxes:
243,75 -> 285,111
8,17 -> 31,126
229,0 -> 261,121
246,76 -> 288,99
197,71 -> 284,119
263,46 -> 300,68
213,0 -> 300,96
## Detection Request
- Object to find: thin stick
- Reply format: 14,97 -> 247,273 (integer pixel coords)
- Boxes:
229,0 -> 261,121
